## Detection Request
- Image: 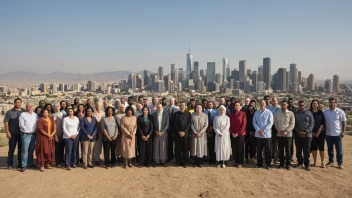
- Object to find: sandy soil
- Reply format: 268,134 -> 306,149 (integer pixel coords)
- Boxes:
0,135 -> 351,198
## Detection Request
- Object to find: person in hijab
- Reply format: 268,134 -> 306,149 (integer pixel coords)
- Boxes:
214,105 -> 231,168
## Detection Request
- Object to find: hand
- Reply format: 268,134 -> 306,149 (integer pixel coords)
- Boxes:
146,135 -> 150,140
280,131 -> 286,136
258,130 -> 264,136
48,135 -> 53,140
87,135 -> 92,140
6,132 -> 11,139
112,136 -> 117,140
249,132 -> 254,136
231,133 -> 238,138
141,136 -> 146,141
108,137 -> 113,141
313,133 -> 319,138
299,132 -> 306,137
218,133 -> 223,137
55,135 -> 59,142
72,135 -> 77,140
179,132 -> 185,137
341,132 -> 345,138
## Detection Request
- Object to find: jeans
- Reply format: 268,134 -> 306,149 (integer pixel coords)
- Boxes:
21,133 -> 36,168
64,138 -> 79,167
295,136 -> 312,167
231,135 -> 245,165
7,133 -> 22,168
326,135 -> 343,165
278,137 -> 292,166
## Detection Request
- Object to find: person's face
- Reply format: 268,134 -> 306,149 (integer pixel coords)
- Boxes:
235,103 -> 241,111
220,98 -> 225,105
245,99 -> 250,105
157,104 -> 163,113
214,102 -> 218,107
79,105 -> 84,112
312,101 -> 319,109
67,101 -> 71,106
61,102 -> 67,109
249,106 -> 255,114
153,98 -> 158,104
137,104 -> 142,110
250,102 -> 256,107
14,100 -> 22,109
143,108 -> 149,115
226,101 -> 231,106
127,110 -> 133,116
78,112 -> 84,118
265,97 -> 271,105
272,98 -> 278,106
36,108 -> 42,115
138,98 -> 143,104
299,102 -> 305,111
115,101 -> 120,108
87,109 -> 93,117
108,108 -> 113,116
162,99 -> 167,105
68,109 -> 74,116
119,106 -> 125,113
219,108 -> 225,115
281,102 -> 288,111
121,98 -> 126,104
87,99 -> 93,106
103,100 -> 109,107
179,103 -> 186,111
288,100 -> 293,107
47,105 -> 52,111
55,104 -> 60,112
329,100 -> 336,109
39,100 -> 45,107
74,98 -> 80,104
128,98 -> 134,105
260,100 -> 266,109
207,102 -> 213,109
202,101 -> 207,107
191,101 -> 195,107
196,105 -> 202,113
170,99 -> 175,106
27,104 -> 34,113
42,110 -> 49,118
231,99 -> 236,104
143,99 -> 148,105
96,102 -> 101,110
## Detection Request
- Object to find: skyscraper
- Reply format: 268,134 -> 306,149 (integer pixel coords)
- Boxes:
158,66 -> 163,81
286,71 -> 290,91
186,45 -> 193,79
263,57 -> 271,90
215,73 -> 221,85
178,68 -> 184,84
298,71 -> 302,85
333,75 -> 340,93
277,68 -> 287,91
206,62 -> 216,85
143,70 -> 149,86
200,69 -> 205,79
222,58 -> 229,83
193,61 -> 199,85
325,79 -> 333,94
171,64 -> 178,84
307,74 -> 315,91
289,63 -> 298,92
239,60 -> 247,82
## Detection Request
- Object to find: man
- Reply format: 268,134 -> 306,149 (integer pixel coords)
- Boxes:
294,101 -> 314,171
149,96 -> 159,114
143,97 -> 149,107
72,97 -> 80,110
161,97 -> 167,107
19,103 -> 38,172
264,95 -> 271,107
274,100 -> 295,170
4,98 -> 26,170
287,97 -> 298,161
120,97 -> 127,108
153,104 -> 170,167
85,98 -> 94,112
173,101 -> 191,168
137,95 -> 144,106
164,97 -> 179,162
228,97 -> 236,113
102,97 -> 110,110
250,100 -> 257,108
114,100 -> 120,114
324,98 -> 347,169
134,103 -> 143,118
187,98 -> 196,113
201,99 -> 208,112
216,97 -> 229,116
253,99 -> 273,170
127,96 -> 136,110
241,98 -> 251,112
204,101 -> 218,165
267,97 -> 281,164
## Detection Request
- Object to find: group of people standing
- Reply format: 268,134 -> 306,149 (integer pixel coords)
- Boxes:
4,95 -> 347,172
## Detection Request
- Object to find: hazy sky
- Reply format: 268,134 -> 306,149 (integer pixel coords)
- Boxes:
0,0 -> 351,80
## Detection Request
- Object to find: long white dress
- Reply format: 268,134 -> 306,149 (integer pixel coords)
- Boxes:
190,113 -> 209,158
214,115 -> 231,161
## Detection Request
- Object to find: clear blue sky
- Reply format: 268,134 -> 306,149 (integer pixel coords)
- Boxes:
0,0 -> 351,80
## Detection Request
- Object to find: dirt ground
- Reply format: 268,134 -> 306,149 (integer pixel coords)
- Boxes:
0,135 -> 351,198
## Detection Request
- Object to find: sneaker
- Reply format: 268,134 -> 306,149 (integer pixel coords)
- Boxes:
326,162 -> 334,167
7,166 -> 12,170
40,167 -> 45,172
56,164 -> 62,168
338,165 -> 344,169
217,164 -> 221,168
306,166 -> 312,171
236,164 -> 242,168
286,165 -> 291,170
20,168 -> 26,172
296,164 -> 302,169
67,167 -> 71,171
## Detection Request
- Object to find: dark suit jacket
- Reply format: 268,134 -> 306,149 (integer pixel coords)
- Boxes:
152,111 -> 170,135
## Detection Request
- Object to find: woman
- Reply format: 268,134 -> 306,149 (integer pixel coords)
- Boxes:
36,109 -> 56,172
120,106 -> 137,169
45,104 -> 55,116
137,107 -> 153,168
214,106 -> 231,168
74,104 -> 85,165
229,101 -> 247,168
52,102 -> 65,168
75,104 -> 85,117
101,106 -> 118,169
190,104 -> 209,168
60,100 -> 68,115
80,107 -> 97,169
245,104 -> 256,164
93,102 -> 104,165
310,99 -> 326,168
63,108 -> 80,170
35,107 -> 43,118
115,104 -> 126,160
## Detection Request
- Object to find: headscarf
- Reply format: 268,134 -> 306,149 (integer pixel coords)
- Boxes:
219,105 -> 227,116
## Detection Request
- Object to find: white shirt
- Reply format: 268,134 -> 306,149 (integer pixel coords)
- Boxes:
157,110 -> 163,131
324,108 -> 346,136
63,116 -> 80,139
19,112 -> 38,133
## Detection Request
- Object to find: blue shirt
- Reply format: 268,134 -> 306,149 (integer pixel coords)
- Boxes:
324,108 -> 347,136
267,105 -> 281,115
79,116 -> 97,142
253,108 -> 274,138
204,109 -> 218,125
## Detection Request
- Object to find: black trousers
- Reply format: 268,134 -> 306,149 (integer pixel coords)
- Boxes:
139,139 -> 153,166
295,136 -> 312,167
207,135 -> 216,163
7,134 -> 22,167
103,140 -> 117,165
256,138 -> 272,167
55,138 -> 65,165
175,136 -> 188,165
231,136 -> 245,165
167,129 -> 174,161
245,134 -> 256,159
271,127 -> 278,160
194,157 -> 203,165
278,137 -> 292,166
290,136 -> 294,158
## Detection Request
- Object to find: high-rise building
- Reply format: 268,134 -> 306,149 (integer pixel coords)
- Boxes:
200,69 -> 205,79
239,60 -> 247,82
256,81 -> 266,92
158,66 -> 163,81
215,73 -> 221,85
257,65 -> 263,82
263,57 -> 271,90
155,80 -> 165,92
286,71 -> 290,91
186,46 -> 193,79
178,68 -> 184,84
171,64 -> 178,85
87,81 -> 96,92
325,79 -> 333,94
289,63 -> 298,92
206,62 -> 216,85
50,83 -> 58,93
277,68 -> 287,91
143,70 -> 149,87
39,83 -> 48,93
249,71 -> 257,92
73,83 -> 80,92
136,75 -> 143,89
226,66 -> 230,81
333,75 -> 340,93
298,71 -> 302,85
231,69 -> 240,81
244,79 -> 252,93
272,73 -> 278,90
307,74 -> 315,91
222,58 -> 229,83
193,61 -> 199,85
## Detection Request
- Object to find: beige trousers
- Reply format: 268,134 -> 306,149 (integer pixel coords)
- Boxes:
82,141 -> 95,166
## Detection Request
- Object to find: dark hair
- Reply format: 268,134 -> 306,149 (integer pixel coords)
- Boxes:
246,104 -> 256,116
85,107 -> 94,117
202,99 -> 208,103
44,103 -> 55,114
77,104 -> 85,113
281,100 -> 288,105
220,96 -> 225,99
250,99 -> 256,104
310,99 -> 322,112
207,101 -> 213,105
60,100 -> 67,111
288,98 -> 293,101
66,107 -> 74,116
190,98 -> 196,102
264,95 -> 270,100
329,98 -> 336,103
138,95 -> 144,100
179,101 -> 186,105
162,97 -> 166,101
35,107 -> 42,116
105,106 -> 115,117
14,98 -> 22,103
231,97 -> 236,101
234,101 -> 241,106
40,109 -> 49,117
141,106 -> 150,115
298,101 -> 305,105
128,96 -> 134,100
125,106 -> 135,116
195,104 -> 203,111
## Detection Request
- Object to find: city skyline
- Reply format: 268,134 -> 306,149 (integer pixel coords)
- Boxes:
0,1 -> 351,79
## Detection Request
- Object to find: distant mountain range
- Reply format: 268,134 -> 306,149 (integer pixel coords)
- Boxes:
0,70 -> 155,83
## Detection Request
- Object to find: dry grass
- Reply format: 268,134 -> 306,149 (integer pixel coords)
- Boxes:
0,133 -> 8,147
